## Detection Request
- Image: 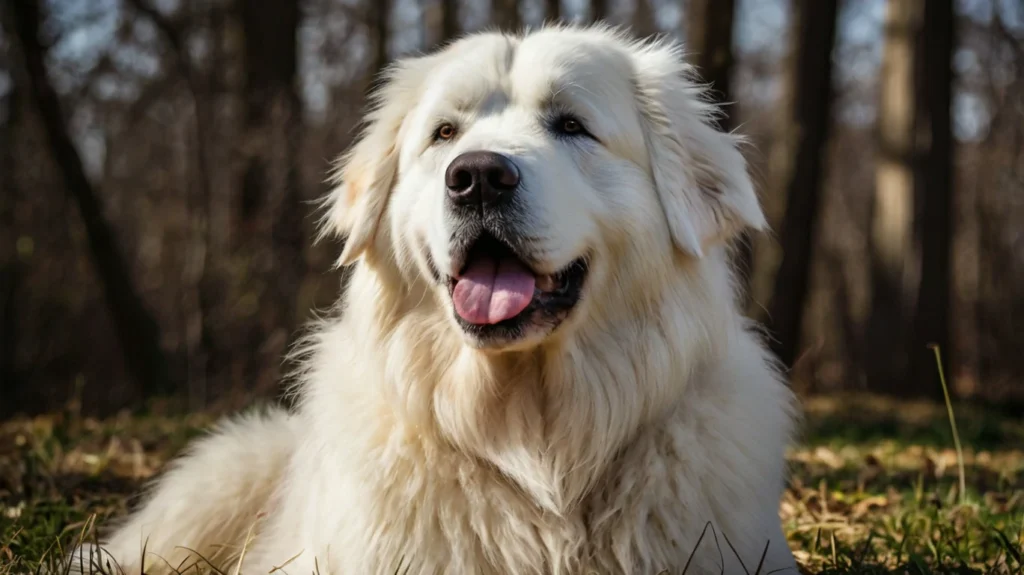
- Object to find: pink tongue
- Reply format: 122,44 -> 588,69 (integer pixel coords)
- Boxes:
453,257 -> 536,325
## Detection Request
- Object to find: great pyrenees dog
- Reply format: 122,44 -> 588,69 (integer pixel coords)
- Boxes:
80,24 -> 799,575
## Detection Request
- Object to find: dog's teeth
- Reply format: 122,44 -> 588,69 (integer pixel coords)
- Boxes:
537,274 -> 557,292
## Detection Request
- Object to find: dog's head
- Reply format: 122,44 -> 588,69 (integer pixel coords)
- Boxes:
322,25 -> 765,351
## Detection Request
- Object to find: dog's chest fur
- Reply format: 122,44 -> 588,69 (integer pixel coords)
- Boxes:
254,368 -> 793,575
242,274 -> 796,574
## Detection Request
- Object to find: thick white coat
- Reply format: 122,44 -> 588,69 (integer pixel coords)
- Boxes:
88,25 -> 799,575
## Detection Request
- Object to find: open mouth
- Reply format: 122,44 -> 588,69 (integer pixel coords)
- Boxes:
446,233 -> 588,342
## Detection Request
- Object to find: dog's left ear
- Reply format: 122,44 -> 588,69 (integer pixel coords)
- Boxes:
319,56 -> 434,266
631,40 -> 767,258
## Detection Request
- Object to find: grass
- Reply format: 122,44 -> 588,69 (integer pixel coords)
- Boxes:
783,393 -> 1023,574
1,394 -> 1022,574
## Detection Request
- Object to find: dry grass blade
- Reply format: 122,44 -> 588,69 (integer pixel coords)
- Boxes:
680,521 -> 714,575
708,522 -> 725,575
268,549 -> 305,574
753,539 -> 771,575
994,528 -> 1023,566
173,547 -> 227,575
829,530 -> 837,568
231,517 -> 261,575
721,531 -> 751,575
929,344 -> 966,507
150,551 -> 188,575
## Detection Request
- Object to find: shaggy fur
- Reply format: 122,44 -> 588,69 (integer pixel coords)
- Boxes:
81,25 -> 799,575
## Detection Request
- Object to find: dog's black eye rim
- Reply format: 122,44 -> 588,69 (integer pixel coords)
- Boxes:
560,117 -> 582,134
433,122 -> 458,143
550,113 -> 596,141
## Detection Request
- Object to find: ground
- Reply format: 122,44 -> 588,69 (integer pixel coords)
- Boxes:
1,394 -> 1022,574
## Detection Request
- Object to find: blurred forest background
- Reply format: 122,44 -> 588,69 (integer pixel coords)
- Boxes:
1,0 -> 1022,417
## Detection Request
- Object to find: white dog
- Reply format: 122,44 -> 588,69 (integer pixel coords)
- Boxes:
81,25 -> 799,575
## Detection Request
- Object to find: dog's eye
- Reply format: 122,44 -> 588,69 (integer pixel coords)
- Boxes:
561,118 -> 583,134
434,123 -> 458,142
552,115 -> 592,139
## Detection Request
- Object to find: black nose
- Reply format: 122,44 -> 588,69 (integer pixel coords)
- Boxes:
445,151 -> 520,208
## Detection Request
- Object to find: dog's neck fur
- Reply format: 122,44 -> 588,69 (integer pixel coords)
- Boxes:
305,247 -> 739,515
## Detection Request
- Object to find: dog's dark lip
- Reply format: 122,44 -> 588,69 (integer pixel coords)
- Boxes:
444,232 -> 584,293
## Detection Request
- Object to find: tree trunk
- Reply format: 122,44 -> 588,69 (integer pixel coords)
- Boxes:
909,0 -> 955,398
127,0 -> 219,408
442,0 -> 459,43
5,0 -> 173,397
0,263 -> 17,414
0,84 -> 16,413
544,0 -> 561,23
238,0 -> 300,221
687,0 -> 748,294
687,0 -> 735,124
238,0 -> 305,392
865,0 -> 923,393
371,0 -> 391,74
632,0 -> 655,37
425,0 -> 458,50
493,0 -> 520,30
763,0 -> 839,369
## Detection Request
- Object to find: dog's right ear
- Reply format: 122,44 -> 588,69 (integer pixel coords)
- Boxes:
318,57 -> 434,266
